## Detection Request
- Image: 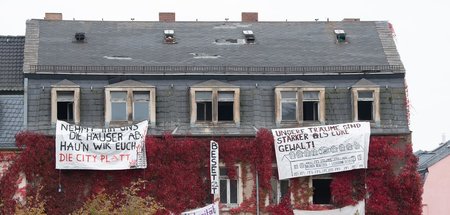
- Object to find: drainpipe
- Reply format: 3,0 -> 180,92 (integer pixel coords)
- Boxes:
23,78 -> 28,128
256,169 -> 260,215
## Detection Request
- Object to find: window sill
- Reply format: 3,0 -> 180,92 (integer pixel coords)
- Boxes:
191,122 -> 239,127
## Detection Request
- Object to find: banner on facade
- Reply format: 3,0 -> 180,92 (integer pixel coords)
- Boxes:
210,140 -> 219,194
181,202 -> 219,215
272,122 -> 370,180
293,200 -> 365,215
55,120 -> 148,170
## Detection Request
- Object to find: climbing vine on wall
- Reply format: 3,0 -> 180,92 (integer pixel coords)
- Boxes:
0,130 -> 421,214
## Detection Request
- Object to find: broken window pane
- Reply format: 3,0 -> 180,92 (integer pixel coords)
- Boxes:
303,91 -> 319,121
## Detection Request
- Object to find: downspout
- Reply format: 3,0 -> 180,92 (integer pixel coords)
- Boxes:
256,169 -> 260,215
23,78 -> 28,129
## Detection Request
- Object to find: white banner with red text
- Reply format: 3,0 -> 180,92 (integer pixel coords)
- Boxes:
55,120 -> 148,170
272,122 -> 370,180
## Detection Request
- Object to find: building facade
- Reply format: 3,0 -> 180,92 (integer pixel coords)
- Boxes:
15,12 -> 413,213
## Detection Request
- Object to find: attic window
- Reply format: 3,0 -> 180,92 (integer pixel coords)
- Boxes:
334,30 -> 346,43
74,32 -> 85,42
164,30 -> 176,44
243,30 -> 255,44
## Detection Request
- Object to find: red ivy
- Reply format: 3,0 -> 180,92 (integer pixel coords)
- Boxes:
0,131 -> 421,215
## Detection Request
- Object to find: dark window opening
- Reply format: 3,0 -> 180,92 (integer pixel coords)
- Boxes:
313,179 -> 332,204
303,101 -> 319,121
218,101 -> 234,121
197,102 -> 212,121
57,102 -> 73,121
358,101 -> 373,120
164,30 -> 176,44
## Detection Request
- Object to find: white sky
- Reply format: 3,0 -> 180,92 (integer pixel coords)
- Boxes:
1,0 -> 449,152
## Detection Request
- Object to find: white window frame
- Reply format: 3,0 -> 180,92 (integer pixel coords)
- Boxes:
219,164 -> 243,208
351,87 -> 380,125
190,87 -> 240,126
309,174 -> 333,205
51,87 -> 80,125
105,87 -> 155,127
275,87 -> 325,126
270,170 -> 290,204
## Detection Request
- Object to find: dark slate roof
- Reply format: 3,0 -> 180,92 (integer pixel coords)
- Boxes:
0,95 -> 24,149
416,141 -> 450,172
0,36 -> 24,91
26,20 -> 404,74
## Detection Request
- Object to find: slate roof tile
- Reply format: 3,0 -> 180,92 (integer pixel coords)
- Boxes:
0,36 -> 24,91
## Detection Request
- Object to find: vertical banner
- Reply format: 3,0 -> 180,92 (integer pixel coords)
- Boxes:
210,140 -> 219,194
55,120 -> 148,170
272,122 -> 370,180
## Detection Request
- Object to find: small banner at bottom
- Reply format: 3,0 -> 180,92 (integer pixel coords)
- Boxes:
181,202 -> 219,215
293,200 -> 365,215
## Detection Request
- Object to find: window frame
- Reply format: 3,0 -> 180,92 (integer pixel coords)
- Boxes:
275,87 -> 325,126
270,166 -> 290,205
51,87 -> 80,125
351,87 -> 380,124
309,175 -> 333,205
190,87 -> 240,126
219,164 -> 243,208
105,87 -> 155,127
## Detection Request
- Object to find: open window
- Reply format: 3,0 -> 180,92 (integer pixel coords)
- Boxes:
105,80 -> 155,127
334,29 -> 347,43
164,30 -> 176,44
51,80 -> 80,124
190,80 -> 240,126
351,79 -> 380,124
312,176 -> 333,205
275,80 -> 325,126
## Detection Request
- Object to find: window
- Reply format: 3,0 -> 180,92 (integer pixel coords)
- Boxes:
303,91 -> 320,121
190,80 -> 240,125
281,92 -> 297,121
243,30 -> 255,43
312,177 -> 332,204
270,168 -> 290,204
51,80 -> 80,124
57,91 -> 74,121
351,79 -> 380,124
133,92 -> 150,121
164,30 -> 176,44
111,92 -> 127,121
105,80 -> 155,126
219,166 -> 241,207
357,91 -> 373,120
196,91 -> 212,122
275,81 -> 325,126
334,29 -> 346,43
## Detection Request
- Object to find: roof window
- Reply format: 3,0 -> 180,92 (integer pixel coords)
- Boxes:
164,30 -> 176,44
243,30 -> 255,44
334,30 -> 346,43
74,32 -> 85,42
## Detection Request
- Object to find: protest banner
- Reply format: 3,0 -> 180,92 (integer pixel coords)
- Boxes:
181,202 -> 219,215
55,120 -> 148,170
210,140 -> 219,194
272,122 -> 370,179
